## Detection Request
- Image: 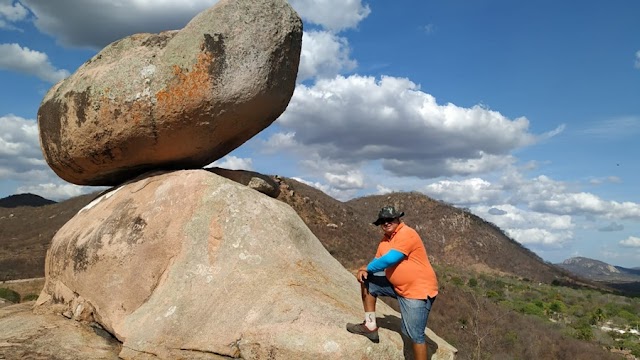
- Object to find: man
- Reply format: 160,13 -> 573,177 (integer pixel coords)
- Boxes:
346,206 -> 438,360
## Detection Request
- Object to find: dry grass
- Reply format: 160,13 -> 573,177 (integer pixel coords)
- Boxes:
0,192 -> 102,280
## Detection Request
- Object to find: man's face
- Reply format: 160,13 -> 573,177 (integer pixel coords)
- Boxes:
379,218 -> 400,235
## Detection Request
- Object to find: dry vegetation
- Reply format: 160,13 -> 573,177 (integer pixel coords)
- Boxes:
0,192 -> 102,280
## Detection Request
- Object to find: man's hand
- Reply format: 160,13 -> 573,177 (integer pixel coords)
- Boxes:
357,268 -> 369,283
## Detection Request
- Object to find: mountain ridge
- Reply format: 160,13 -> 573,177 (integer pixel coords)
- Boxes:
556,256 -> 640,296
0,193 -> 56,208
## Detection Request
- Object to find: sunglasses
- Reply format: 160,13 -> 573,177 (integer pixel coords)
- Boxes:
379,218 -> 396,225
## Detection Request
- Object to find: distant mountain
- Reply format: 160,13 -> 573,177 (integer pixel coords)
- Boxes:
557,256 -> 640,283
0,193 -> 56,208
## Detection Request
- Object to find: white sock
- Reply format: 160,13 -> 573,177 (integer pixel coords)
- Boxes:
364,312 -> 377,330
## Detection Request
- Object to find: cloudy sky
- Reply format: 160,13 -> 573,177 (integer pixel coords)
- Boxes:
1,0 -> 639,268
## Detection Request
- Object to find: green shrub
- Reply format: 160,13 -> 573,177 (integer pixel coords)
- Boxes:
604,302 -> 622,317
486,290 -> 501,299
571,324 -> 594,341
521,302 -> 545,317
503,330 -> 518,346
589,308 -> 606,325
0,288 -> 20,303
548,300 -> 567,314
451,276 -> 464,286
622,339 -> 640,357
22,294 -> 39,302
468,278 -> 478,287
617,309 -> 637,323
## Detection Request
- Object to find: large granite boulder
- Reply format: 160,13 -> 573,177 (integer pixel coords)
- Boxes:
37,0 -> 302,186
36,170 -> 456,359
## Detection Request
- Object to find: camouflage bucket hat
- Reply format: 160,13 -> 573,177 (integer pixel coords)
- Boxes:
372,206 -> 405,225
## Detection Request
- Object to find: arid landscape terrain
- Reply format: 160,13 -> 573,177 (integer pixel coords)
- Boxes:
1,172 -> 638,359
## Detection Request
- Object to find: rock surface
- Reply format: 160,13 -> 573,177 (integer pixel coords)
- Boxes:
0,302 -> 121,360
206,166 -> 280,198
37,0 -> 302,186
36,170 -> 456,359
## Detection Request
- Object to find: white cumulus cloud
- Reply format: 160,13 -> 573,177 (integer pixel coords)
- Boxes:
423,178 -> 503,205
0,114 -> 94,199
528,191 -> 640,220
292,176 -> 356,201
635,50 -> 640,69
206,156 -> 254,171
273,75 -> 549,179
288,0 -> 370,32
506,228 -> 573,247
473,204 -> 574,248
619,236 -> 640,248
0,0 -> 28,29
0,115 -> 46,176
16,182 -> 88,201
19,0 -> 370,49
0,43 -> 69,82
500,171 -> 640,220
20,0 -> 218,48
298,30 -> 357,82
324,170 -> 364,190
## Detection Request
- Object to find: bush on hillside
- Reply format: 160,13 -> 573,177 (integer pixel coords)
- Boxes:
22,294 -> 39,302
548,299 -> 567,314
0,288 -> 20,303
622,338 -> 640,357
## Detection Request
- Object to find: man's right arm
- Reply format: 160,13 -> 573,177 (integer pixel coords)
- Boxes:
366,249 -> 405,273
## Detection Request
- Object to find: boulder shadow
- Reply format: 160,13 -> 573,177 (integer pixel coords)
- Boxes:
377,313 -> 439,360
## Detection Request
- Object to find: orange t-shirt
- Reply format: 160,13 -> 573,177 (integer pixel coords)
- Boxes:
375,223 -> 438,299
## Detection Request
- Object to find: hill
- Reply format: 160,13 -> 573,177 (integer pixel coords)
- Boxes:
558,257 -> 640,282
0,193 -> 56,208
0,192 -> 101,280
275,177 -> 589,285
558,256 -> 640,296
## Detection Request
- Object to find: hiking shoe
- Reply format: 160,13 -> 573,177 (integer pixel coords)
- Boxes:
346,322 -> 379,343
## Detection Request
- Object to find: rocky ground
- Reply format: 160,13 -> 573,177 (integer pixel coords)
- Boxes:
0,302 -> 121,360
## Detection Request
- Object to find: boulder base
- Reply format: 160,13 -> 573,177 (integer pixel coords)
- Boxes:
36,170 -> 462,359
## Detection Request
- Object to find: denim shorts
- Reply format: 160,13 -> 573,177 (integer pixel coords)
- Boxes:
365,275 -> 435,344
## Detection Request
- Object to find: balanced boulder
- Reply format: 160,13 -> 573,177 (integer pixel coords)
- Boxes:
36,170 -> 456,359
37,0 -> 302,186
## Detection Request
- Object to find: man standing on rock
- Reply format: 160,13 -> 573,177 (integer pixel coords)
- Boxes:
347,206 -> 438,360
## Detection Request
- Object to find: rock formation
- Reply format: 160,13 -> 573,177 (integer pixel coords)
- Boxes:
28,1 -> 457,358
37,0 -> 302,186
36,170 -> 457,359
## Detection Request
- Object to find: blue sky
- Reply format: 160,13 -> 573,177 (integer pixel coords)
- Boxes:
1,0 -> 639,268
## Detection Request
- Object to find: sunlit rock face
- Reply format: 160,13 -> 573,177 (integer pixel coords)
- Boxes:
37,0 -> 302,186
36,170 -> 438,359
